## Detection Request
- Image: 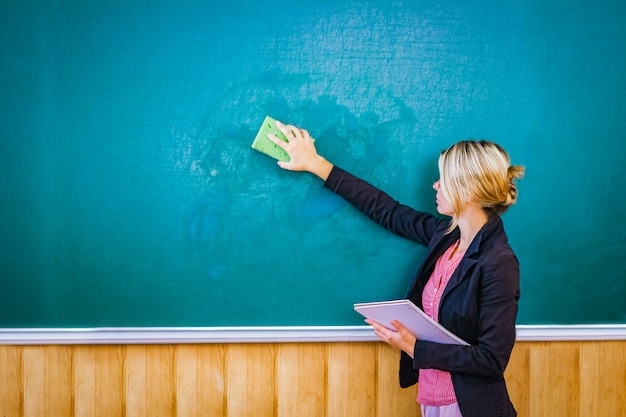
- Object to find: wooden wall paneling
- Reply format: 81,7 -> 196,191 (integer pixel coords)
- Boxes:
2,340 -> 626,417
73,345 -> 125,417
125,345 -> 176,416
22,346 -> 74,417
226,344 -> 276,416
73,346 -> 96,417
529,342 -> 579,417
174,344 -> 225,417
147,345 -> 176,416
48,346 -> 74,416
124,345 -> 147,415
375,343 -> 421,417
326,342 -> 377,417
579,341 -> 626,416
22,346 -> 45,417
276,343 -> 326,417
0,345 -> 23,417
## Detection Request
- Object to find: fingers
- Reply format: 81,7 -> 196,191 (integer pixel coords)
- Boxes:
365,319 -> 397,343
267,133 -> 287,149
365,319 -> 416,357
391,320 -> 406,333
391,320 -> 417,355
274,120 -> 313,142
265,121 -> 304,157
275,120 -> 292,137
390,320 -> 412,340
266,120 -> 320,172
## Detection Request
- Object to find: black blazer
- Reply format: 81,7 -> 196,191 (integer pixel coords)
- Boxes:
325,166 -> 519,417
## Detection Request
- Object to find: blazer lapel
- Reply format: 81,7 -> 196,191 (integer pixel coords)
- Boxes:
441,221 -> 490,299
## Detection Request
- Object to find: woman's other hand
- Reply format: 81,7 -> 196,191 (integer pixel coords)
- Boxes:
366,319 -> 417,358
267,120 -> 333,180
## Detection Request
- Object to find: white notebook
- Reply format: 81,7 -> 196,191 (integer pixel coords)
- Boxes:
354,299 -> 469,346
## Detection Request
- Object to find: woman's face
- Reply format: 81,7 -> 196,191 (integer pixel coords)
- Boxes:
433,180 -> 454,216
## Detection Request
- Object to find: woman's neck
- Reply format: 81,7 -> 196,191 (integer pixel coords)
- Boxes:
455,205 -> 489,253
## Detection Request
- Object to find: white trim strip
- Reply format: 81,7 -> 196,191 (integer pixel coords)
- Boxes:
1,325 -> 625,345
515,324 -> 626,341
0,326 -> 373,345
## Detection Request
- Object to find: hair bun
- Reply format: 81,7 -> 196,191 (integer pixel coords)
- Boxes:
508,165 -> 525,181
505,165 -> 525,206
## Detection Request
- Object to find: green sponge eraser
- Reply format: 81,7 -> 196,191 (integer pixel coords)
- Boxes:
251,116 -> 290,162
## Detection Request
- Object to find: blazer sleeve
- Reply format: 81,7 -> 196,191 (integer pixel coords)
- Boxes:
324,166 -> 441,245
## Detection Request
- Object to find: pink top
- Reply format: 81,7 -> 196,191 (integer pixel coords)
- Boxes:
417,240 -> 466,406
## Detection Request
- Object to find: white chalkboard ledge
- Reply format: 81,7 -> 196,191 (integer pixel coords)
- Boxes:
1,325 -> 625,345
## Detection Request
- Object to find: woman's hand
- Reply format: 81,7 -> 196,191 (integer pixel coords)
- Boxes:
267,120 -> 333,180
366,319 -> 417,358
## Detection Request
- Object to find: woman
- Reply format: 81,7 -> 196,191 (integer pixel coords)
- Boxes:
268,120 -> 524,417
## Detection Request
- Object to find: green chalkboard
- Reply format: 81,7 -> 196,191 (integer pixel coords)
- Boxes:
1,0 -> 625,328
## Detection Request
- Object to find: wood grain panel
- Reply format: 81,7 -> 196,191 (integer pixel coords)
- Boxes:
276,343 -> 326,417
73,346 -> 124,417
376,343 -> 421,417
0,340 -> 624,417
22,346 -> 73,417
226,344 -> 276,416
326,342 -> 377,417
21,347 -> 45,416
145,345 -> 176,416
174,344 -> 225,417
579,341 -> 626,416
0,345 -> 23,417
529,342 -> 579,417
124,345 -> 176,416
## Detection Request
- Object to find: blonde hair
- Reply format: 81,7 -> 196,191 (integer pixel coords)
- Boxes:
438,140 -> 525,231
